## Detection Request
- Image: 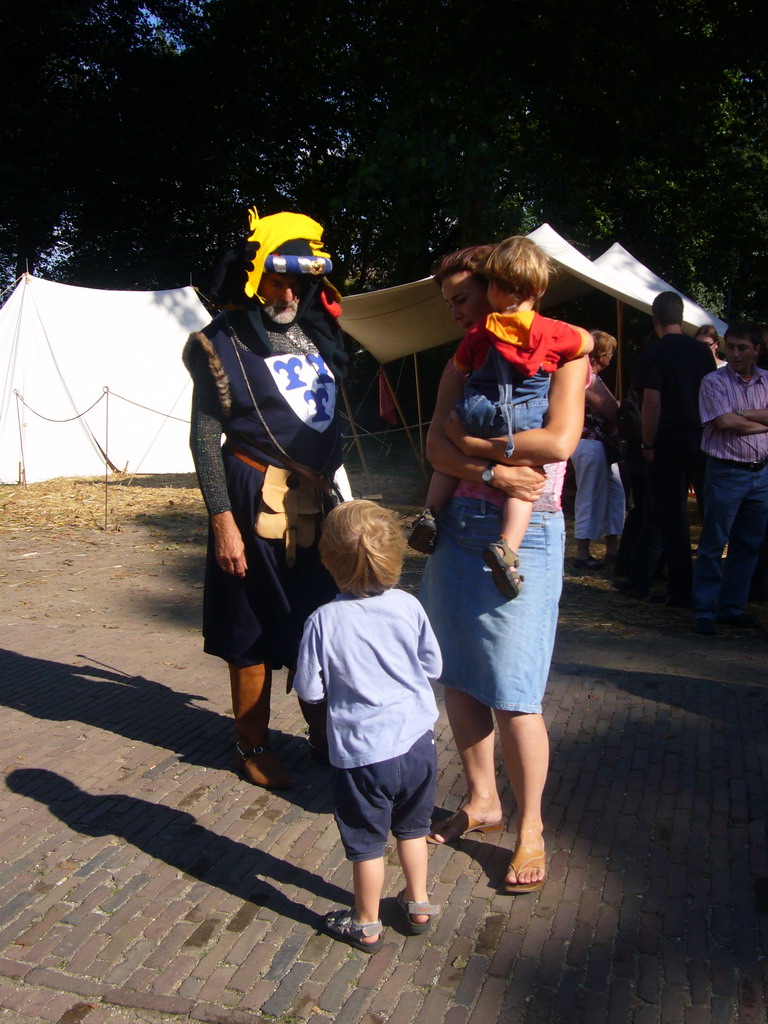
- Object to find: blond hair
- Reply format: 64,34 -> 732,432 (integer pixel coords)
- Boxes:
589,329 -> 617,363
483,236 -> 552,304
319,500 -> 406,597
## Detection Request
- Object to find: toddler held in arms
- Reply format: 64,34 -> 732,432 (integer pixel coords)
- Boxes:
293,500 -> 442,951
409,236 -> 592,598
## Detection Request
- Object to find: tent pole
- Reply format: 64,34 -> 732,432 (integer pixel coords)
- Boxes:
340,381 -> 372,490
15,392 -> 27,487
615,299 -> 624,398
380,365 -> 428,478
104,390 -> 109,530
413,353 -> 425,456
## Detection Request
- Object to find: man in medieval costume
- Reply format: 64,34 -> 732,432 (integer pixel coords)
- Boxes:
183,208 -> 349,788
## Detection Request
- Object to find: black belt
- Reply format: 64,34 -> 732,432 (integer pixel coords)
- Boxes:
709,455 -> 768,472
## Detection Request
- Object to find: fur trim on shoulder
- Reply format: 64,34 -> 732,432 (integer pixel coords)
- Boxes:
183,330 -> 232,417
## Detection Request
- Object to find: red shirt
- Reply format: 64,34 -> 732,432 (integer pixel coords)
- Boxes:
454,310 -> 587,378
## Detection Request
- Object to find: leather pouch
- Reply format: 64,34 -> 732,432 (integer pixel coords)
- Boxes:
255,465 -> 322,566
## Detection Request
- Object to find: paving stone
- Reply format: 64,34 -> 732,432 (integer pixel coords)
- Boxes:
3,526 -> 768,1024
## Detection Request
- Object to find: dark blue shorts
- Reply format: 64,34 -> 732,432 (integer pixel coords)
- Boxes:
333,731 -> 437,862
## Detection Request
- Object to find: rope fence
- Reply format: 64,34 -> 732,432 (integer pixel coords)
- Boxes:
12,387 -> 192,527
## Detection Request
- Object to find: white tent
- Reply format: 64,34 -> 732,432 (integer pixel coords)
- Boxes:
0,274 -> 210,484
592,241 -> 727,335
338,223 -> 726,360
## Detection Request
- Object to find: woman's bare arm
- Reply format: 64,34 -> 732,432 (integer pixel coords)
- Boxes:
585,374 -> 619,424
425,362 -> 546,502
443,356 -> 588,465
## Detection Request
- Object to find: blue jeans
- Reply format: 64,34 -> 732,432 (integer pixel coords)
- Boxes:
692,459 -> 768,620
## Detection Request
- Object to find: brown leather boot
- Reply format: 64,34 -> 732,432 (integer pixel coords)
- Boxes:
229,663 -> 293,788
297,696 -> 329,764
286,669 -> 329,764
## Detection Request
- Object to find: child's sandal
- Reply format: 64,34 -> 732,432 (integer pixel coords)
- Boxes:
408,508 -> 437,554
324,908 -> 383,952
396,890 -> 441,935
483,539 -> 524,599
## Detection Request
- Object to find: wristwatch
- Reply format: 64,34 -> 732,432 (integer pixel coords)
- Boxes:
481,462 -> 496,485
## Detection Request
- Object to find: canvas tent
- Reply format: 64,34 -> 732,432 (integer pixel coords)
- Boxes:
338,223 -> 726,360
0,274 -> 210,484
591,241 -> 727,335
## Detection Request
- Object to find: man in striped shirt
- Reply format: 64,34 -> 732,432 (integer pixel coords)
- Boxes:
692,323 -> 768,635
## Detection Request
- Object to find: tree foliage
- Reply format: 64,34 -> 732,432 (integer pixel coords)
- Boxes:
2,0 -> 767,317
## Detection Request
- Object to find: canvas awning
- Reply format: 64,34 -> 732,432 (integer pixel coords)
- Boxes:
338,224 -> 726,362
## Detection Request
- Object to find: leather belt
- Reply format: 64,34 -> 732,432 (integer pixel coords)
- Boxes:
225,444 -> 269,473
709,456 -> 768,472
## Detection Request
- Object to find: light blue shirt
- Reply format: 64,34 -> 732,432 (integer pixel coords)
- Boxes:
293,589 -> 442,769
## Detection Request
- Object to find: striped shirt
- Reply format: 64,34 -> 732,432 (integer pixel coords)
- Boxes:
699,364 -> 768,462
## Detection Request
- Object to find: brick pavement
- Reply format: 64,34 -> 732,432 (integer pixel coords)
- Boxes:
1,521 -> 767,1023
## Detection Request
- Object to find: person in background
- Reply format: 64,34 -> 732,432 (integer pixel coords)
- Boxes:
691,323 -> 768,635
695,324 -> 726,368
633,291 -> 715,608
692,324 -> 725,510
570,330 -> 625,568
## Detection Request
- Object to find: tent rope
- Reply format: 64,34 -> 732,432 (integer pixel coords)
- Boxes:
124,381 -> 193,479
0,276 -> 23,306
105,390 -> 190,424
13,388 -> 107,423
12,387 -> 190,425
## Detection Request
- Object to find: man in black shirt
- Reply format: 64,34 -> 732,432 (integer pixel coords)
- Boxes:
633,291 -> 717,607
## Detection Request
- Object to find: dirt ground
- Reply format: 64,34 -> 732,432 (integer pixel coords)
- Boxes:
2,457 -> 767,689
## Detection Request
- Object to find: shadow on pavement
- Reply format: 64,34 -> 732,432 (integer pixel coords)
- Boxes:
5,768 -> 348,932
0,647 -> 334,814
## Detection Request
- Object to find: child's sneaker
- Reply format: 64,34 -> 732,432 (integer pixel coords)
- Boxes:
408,508 -> 437,554
483,538 -> 524,599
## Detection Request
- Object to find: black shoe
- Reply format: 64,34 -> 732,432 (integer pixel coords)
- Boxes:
307,739 -> 330,765
612,579 -> 650,598
716,612 -> 761,629
408,508 -> 437,554
693,618 -> 715,636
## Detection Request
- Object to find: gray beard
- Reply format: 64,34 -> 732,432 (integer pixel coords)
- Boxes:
263,302 -> 299,325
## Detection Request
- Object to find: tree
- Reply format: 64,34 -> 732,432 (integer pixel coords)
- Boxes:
2,0 -> 766,320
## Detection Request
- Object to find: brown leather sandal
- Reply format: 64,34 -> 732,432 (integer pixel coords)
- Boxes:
427,808 -> 503,845
502,845 -> 546,894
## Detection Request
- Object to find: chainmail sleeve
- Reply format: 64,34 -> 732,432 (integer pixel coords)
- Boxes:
188,351 -> 232,517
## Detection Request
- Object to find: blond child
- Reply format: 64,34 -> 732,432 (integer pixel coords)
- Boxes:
409,236 -> 592,597
293,500 -> 442,952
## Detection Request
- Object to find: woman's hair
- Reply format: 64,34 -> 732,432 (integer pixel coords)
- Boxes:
695,324 -> 719,343
319,500 -> 406,597
483,236 -> 552,302
431,245 -> 495,287
589,329 -> 617,363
